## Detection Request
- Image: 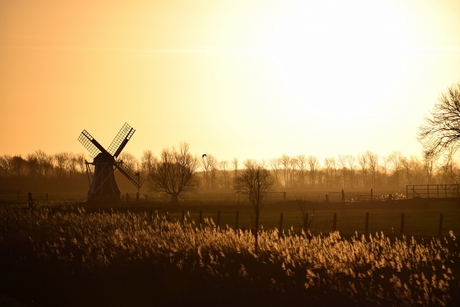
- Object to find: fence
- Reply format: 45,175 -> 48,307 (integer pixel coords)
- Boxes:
146,209 -> 459,237
406,184 -> 460,199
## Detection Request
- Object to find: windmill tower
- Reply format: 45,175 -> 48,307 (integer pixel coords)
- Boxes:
78,123 -> 144,202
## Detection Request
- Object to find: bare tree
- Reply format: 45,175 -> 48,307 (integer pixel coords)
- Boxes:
149,142 -> 200,205
232,157 -> 239,181
307,155 -> 319,187
295,155 -> 307,187
279,155 -> 293,188
324,157 -> 336,188
219,160 -> 230,189
269,158 -> 281,187
365,151 -> 379,187
233,160 -> 274,254
357,153 -> 368,188
141,150 -> 156,178
418,83 -> 460,157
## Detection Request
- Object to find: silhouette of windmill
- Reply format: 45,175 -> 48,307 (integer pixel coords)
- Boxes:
78,123 -> 144,202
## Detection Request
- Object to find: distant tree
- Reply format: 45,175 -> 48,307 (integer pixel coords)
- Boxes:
365,151 -> 379,187
149,142 -> 199,205
233,160 -> 274,254
141,150 -> 156,178
357,153 -> 368,187
307,155 -> 319,187
219,160 -> 230,189
295,155 -> 307,187
269,158 -> 281,187
418,83 -> 460,157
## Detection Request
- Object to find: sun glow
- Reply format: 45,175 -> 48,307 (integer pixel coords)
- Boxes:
255,1 -> 416,109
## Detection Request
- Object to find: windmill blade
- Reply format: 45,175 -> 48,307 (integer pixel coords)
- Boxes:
78,130 -> 107,157
115,161 -> 144,189
107,123 -> 136,158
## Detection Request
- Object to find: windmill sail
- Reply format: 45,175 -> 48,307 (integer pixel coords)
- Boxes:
78,130 -> 106,157
107,123 -> 136,158
115,162 -> 144,189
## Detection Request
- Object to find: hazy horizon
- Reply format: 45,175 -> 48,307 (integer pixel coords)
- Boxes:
2,0 -> 460,163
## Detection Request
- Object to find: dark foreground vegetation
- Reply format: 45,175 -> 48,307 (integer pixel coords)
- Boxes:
1,204 -> 459,307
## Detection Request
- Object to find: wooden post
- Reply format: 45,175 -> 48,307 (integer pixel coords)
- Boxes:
325,194 -> 329,203
438,213 -> 443,236
235,210 -> 239,230
27,192 -> 33,208
304,213 -> 309,234
332,213 -> 337,232
400,213 -> 405,235
370,188 -> 373,201
365,212 -> 369,235
217,210 -> 221,229
279,213 -> 284,234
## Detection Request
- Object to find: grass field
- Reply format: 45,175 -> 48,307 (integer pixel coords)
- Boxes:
1,202 -> 459,306
71,197 -> 460,238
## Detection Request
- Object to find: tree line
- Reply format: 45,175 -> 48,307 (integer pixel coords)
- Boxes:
0,146 -> 457,193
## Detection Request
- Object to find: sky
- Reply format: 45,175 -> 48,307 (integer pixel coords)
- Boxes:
1,0 -> 460,165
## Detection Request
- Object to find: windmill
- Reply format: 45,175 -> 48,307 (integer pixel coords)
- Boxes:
78,123 -> 144,202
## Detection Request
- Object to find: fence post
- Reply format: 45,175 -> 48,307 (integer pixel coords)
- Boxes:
28,192 -> 33,208
217,210 -> 221,229
235,210 -> 239,230
365,212 -> 369,235
438,213 -> 443,236
332,213 -> 337,232
370,188 -> 373,201
279,213 -> 284,234
400,213 -> 405,235
304,213 -> 309,234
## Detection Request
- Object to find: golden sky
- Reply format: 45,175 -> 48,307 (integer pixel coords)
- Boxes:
1,0 -> 460,164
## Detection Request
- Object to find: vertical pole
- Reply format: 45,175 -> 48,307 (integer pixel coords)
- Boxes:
370,188 -> 373,201
235,210 -> 239,230
332,213 -> 337,232
279,213 -> 284,234
365,212 -> 369,235
438,213 -> 443,236
217,210 -> 221,229
304,213 -> 309,234
28,192 -> 33,208
400,212 -> 405,235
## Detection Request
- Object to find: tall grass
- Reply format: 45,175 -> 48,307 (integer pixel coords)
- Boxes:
0,205 -> 459,306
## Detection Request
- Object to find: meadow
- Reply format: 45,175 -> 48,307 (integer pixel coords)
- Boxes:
0,200 -> 459,306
